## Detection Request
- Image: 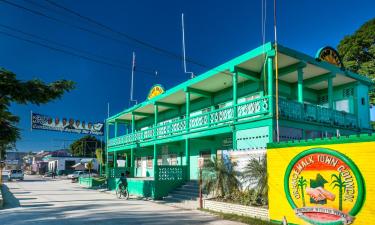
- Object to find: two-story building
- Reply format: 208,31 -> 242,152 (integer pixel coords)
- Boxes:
105,42 -> 373,199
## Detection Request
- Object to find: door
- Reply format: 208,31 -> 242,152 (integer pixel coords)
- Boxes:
141,157 -> 147,177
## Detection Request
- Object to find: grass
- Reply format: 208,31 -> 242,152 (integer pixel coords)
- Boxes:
199,208 -> 277,225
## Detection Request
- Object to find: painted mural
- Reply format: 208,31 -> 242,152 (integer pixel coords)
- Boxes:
284,148 -> 365,225
267,136 -> 375,225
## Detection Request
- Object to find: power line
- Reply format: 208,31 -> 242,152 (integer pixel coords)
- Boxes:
43,0 -> 209,68
0,29 -> 154,75
42,1 -> 256,78
0,23 -> 125,66
1,0 -> 243,77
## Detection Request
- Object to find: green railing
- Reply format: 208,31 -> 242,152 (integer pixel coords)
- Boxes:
278,98 -> 358,129
156,165 -> 187,181
108,96 -> 271,148
108,167 -> 134,178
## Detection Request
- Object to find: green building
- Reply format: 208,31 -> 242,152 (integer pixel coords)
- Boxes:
105,42 -> 373,199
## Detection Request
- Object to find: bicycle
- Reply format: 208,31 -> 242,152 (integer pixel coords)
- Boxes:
116,183 -> 129,199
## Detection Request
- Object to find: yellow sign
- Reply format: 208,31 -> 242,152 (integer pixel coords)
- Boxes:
147,84 -> 165,100
316,46 -> 344,69
268,139 -> 374,225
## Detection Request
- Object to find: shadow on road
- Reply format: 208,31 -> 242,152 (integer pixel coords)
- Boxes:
1,184 -> 20,209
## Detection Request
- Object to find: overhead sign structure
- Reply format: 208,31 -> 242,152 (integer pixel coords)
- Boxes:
31,113 -> 104,136
147,84 -> 165,100
316,46 -> 345,69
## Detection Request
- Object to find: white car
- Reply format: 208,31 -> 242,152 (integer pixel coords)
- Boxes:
8,169 -> 24,181
67,171 -> 90,179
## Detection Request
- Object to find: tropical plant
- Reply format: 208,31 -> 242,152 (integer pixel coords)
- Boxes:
85,160 -> 94,178
337,18 -> 375,104
202,156 -> 240,198
331,173 -> 347,211
0,68 -> 74,157
70,135 -> 104,157
242,156 -> 268,204
297,176 -> 308,206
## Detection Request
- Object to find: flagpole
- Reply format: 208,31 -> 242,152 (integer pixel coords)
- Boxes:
130,52 -> 137,106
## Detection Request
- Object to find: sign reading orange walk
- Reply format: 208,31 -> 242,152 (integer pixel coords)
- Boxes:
267,136 -> 374,225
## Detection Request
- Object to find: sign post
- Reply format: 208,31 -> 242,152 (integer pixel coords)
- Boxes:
198,157 -> 204,209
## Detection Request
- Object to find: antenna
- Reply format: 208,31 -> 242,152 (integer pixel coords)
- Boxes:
181,13 -> 194,79
129,51 -> 137,106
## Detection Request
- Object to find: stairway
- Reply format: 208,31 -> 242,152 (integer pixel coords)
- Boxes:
161,180 -> 200,209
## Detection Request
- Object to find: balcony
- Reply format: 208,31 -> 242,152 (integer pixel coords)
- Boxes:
108,96 -> 271,148
108,96 -> 359,148
278,98 -> 358,129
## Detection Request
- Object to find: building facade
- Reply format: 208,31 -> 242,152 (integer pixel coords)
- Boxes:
105,43 -> 373,199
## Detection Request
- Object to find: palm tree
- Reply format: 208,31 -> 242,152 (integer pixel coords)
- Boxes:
202,156 -> 240,198
297,176 -> 308,206
242,156 -> 268,203
331,173 -> 346,211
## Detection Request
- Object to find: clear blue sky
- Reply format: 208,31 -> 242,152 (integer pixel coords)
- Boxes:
1,0 -> 374,152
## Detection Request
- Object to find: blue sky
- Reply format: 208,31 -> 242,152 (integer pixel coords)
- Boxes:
1,0 -> 374,152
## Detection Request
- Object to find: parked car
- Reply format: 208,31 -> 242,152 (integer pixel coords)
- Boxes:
67,171 -> 89,179
8,169 -> 24,181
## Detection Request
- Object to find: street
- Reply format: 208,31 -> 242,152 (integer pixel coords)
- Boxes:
0,175 -> 242,225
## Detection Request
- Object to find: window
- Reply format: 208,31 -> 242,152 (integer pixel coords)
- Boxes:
147,156 -> 153,169
169,154 -> 177,165
136,157 -> 142,168
335,99 -> 350,113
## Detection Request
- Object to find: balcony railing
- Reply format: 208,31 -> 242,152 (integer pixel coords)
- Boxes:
108,96 -> 359,148
278,98 -> 358,129
108,96 -> 270,147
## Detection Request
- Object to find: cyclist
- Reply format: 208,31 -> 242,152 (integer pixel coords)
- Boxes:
116,171 -> 130,198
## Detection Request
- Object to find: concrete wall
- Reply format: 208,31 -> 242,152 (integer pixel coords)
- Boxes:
203,199 -> 269,220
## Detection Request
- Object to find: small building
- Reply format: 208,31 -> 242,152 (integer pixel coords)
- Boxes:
105,43 -> 374,199
47,157 -> 99,175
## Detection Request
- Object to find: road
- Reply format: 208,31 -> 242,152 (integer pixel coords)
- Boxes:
0,175 -> 243,225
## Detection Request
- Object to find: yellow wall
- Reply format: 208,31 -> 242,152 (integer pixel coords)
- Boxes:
268,141 -> 375,225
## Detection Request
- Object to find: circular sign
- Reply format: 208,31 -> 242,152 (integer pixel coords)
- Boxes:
284,148 -> 365,225
316,46 -> 345,69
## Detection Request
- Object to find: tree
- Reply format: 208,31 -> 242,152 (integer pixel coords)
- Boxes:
0,68 -> 74,156
202,156 -> 240,198
331,173 -> 347,211
242,156 -> 268,204
297,176 -> 308,207
337,18 -> 375,103
70,135 -> 104,157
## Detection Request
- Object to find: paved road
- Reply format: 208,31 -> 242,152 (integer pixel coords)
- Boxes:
0,175 -> 243,225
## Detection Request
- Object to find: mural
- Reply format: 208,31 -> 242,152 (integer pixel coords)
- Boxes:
284,148 -> 365,225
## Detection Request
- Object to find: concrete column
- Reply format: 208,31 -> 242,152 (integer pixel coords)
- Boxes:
154,105 -> 158,139
185,139 -> 190,180
233,72 -> 238,119
297,67 -> 304,103
114,122 -> 118,137
131,114 -> 135,132
153,144 -> 158,180
185,91 -> 190,131
130,148 -> 134,168
267,56 -> 274,115
328,77 -> 333,109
